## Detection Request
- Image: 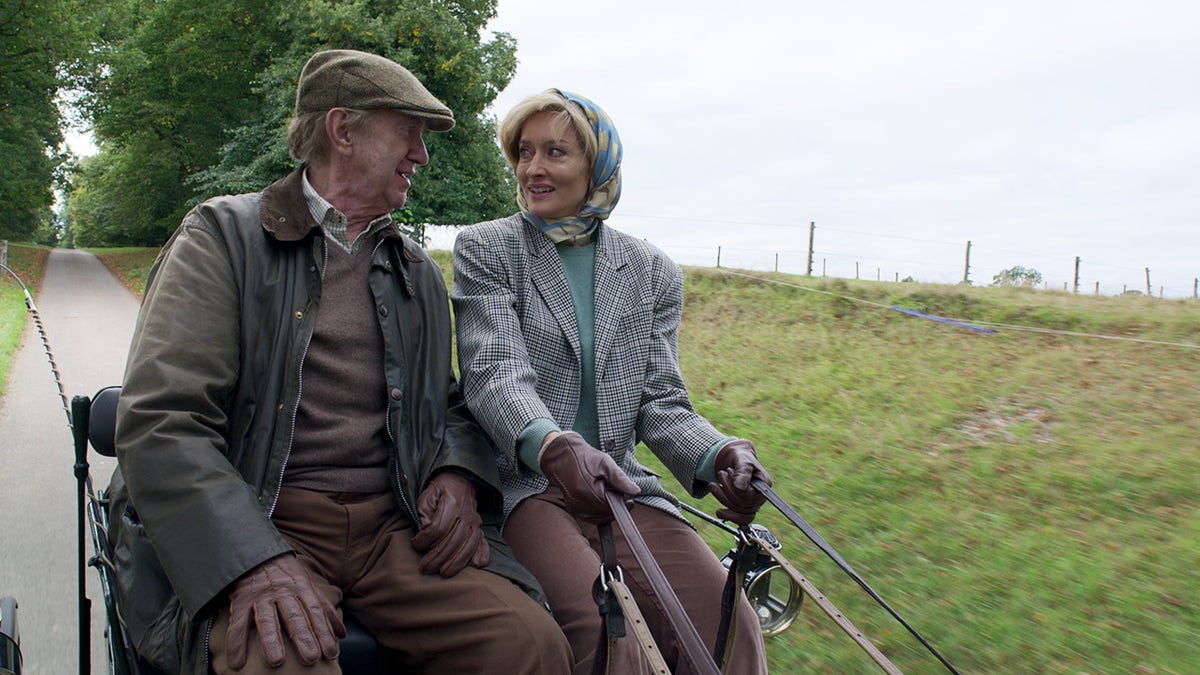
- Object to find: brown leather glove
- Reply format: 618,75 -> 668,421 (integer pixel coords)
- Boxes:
225,553 -> 345,669
708,440 -> 772,525
410,471 -> 490,577
539,431 -> 641,523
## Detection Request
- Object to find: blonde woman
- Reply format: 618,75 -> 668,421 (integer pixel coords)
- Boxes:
453,89 -> 771,675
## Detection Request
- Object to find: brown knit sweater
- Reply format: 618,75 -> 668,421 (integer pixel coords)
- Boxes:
284,241 -> 391,492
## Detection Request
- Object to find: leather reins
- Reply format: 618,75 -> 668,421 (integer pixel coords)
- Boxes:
751,479 -> 961,674
599,492 -> 723,675
589,481 -> 961,675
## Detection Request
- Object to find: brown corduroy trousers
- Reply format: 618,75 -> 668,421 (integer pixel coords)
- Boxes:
208,486 -> 572,674
504,487 -> 769,675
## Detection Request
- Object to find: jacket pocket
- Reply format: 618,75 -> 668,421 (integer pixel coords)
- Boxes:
136,597 -> 185,675
109,479 -> 185,673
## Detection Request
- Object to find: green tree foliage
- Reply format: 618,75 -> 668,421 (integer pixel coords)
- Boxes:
68,142 -> 186,246
69,0 -> 284,244
70,0 -> 518,246
992,265 -> 1043,287
0,0 -> 96,240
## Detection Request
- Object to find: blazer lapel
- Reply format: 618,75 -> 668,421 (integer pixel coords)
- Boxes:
592,226 -> 630,379
528,224 -> 583,363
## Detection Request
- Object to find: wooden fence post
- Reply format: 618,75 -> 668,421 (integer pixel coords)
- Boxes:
806,222 -> 815,277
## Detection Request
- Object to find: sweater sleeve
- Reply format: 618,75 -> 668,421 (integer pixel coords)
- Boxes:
517,418 -> 563,474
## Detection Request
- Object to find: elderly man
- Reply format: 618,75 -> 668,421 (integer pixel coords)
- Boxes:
107,49 -> 571,674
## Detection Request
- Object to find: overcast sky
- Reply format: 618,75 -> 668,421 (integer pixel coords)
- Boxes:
440,0 -> 1200,298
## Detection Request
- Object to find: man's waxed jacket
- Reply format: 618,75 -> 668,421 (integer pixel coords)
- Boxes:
106,168 -> 541,674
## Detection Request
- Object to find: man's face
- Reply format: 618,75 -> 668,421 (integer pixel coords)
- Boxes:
345,109 -> 430,214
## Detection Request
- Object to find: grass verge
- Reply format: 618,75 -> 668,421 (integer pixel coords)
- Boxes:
0,243 -> 50,396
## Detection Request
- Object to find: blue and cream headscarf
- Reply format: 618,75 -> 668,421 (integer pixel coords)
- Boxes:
519,89 -> 623,245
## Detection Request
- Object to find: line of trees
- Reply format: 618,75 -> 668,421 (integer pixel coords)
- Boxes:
1,0 -> 96,243
3,0 -> 520,248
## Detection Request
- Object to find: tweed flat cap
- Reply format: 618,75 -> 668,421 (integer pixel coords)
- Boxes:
295,49 -> 455,131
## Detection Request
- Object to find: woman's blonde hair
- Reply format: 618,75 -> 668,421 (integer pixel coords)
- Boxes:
497,91 -> 597,172
286,108 -> 373,164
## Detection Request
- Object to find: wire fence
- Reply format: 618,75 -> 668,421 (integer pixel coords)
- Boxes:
423,222 -> 1200,300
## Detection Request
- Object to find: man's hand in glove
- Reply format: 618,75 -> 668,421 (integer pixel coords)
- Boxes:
539,431 -> 641,523
708,439 -> 772,525
411,471 -> 490,577
226,552 -> 345,670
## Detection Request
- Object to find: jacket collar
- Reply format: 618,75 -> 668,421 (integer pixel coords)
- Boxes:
260,168 -> 316,241
259,166 -> 422,263
525,217 -> 628,269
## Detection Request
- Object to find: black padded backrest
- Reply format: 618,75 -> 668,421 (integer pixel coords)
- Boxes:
89,385 -> 122,458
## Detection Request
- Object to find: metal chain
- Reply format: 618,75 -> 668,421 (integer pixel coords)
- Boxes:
2,262 -> 73,428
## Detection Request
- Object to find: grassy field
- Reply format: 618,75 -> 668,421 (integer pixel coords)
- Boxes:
667,270 -> 1199,673
6,245 -> 1199,673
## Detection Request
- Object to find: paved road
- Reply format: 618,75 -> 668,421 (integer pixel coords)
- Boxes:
0,248 -> 141,674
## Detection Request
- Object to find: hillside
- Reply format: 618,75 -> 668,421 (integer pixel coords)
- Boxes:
663,267 -> 1199,673
68,247 -> 1200,672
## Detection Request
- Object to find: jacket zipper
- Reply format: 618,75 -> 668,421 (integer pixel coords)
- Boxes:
268,239 -> 326,518
386,400 -> 418,524
203,616 -> 213,672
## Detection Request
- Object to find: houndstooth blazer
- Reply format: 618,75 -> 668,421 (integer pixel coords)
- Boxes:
452,214 -> 729,521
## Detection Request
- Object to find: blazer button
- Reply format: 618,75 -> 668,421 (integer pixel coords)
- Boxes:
378,305 -> 389,317
390,388 -> 403,401
604,439 -> 616,451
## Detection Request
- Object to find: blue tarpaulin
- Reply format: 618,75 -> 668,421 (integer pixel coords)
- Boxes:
889,306 -> 997,334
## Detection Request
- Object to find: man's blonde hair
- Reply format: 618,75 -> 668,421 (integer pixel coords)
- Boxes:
286,108 -> 373,164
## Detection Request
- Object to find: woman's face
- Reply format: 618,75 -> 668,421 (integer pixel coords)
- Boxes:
516,112 -> 590,221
